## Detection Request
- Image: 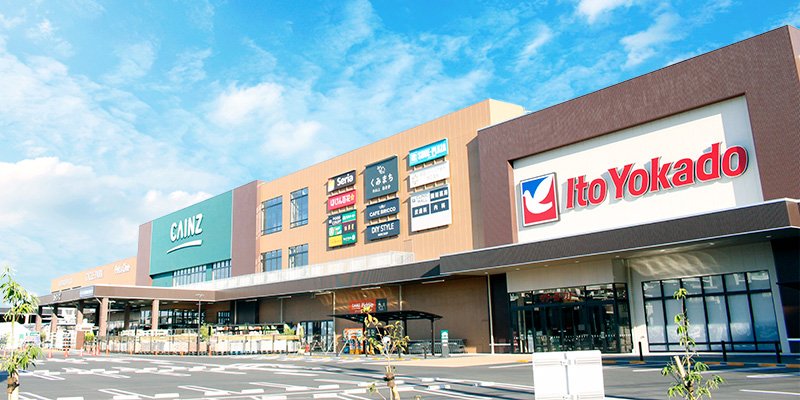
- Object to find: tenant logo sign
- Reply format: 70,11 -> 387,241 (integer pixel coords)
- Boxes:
167,213 -> 204,254
520,173 -> 559,226
519,143 -> 749,225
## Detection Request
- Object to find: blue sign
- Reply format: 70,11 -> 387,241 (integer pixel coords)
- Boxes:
366,198 -> 400,220
408,138 -> 448,167
366,220 -> 401,241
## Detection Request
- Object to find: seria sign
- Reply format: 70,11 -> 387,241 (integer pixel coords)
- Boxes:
565,143 -> 748,209
327,170 -> 356,193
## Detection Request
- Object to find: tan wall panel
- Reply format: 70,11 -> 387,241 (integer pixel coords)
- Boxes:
402,277 -> 490,353
256,100 -> 525,269
51,256 -> 138,292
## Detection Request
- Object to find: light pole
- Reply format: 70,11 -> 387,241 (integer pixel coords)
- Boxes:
196,294 -> 204,354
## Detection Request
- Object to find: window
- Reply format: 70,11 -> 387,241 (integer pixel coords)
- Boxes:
217,311 -> 231,325
262,196 -> 282,234
172,265 -> 206,287
642,271 -> 779,352
212,260 -> 231,280
288,244 -> 308,268
290,188 -> 309,228
261,249 -> 282,272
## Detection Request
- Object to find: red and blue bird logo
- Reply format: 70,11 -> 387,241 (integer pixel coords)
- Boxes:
520,173 -> 559,226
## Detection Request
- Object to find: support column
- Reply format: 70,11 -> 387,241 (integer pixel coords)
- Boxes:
99,297 -> 109,337
151,299 -> 159,330
50,306 -> 59,333
35,307 -> 42,332
123,304 -> 131,329
76,300 -> 85,328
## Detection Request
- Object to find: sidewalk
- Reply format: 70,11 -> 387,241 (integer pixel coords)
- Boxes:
305,352 -> 800,369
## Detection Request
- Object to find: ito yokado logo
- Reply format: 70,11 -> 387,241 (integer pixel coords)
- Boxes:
520,173 -> 560,226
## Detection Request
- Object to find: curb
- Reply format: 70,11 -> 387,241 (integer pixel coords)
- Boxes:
601,359 -> 799,369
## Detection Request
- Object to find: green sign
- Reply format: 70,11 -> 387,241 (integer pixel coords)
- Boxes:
149,191 -> 233,276
327,210 -> 357,248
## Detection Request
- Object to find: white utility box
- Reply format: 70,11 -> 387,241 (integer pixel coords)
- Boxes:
532,350 -> 605,400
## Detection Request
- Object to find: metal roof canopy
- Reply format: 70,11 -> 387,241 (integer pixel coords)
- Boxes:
330,310 -> 443,356
329,310 -> 442,324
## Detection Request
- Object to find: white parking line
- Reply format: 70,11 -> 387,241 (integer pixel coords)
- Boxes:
20,394 -> 51,400
740,389 -> 800,396
747,373 -> 797,379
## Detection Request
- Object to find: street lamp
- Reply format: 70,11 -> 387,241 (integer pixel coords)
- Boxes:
195,294 -> 204,354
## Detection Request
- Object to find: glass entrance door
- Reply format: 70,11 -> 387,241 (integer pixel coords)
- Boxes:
510,283 -> 631,353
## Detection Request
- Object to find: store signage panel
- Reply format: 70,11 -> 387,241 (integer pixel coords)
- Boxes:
150,191 -> 233,276
366,219 -> 401,241
512,97 -> 763,244
364,156 -> 398,200
327,170 -> 356,193
409,138 -> 448,167
366,198 -> 400,220
409,161 -> 450,189
328,189 -> 357,212
327,210 -> 357,248
410,185 -> 452,232
350,298 -> 376,313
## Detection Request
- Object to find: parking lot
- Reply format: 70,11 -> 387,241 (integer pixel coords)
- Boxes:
10,353 -> 800,399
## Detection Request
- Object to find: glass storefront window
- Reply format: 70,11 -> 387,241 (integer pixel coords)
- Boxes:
643,281 -> 661,298
702,275 -> 724,293
509,282 -> 631,353
662,280 -> 680,297
643,270 -> 776,352
748,271 -> 771,291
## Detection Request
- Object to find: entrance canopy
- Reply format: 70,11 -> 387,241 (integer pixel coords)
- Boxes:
330,310 -> 441,324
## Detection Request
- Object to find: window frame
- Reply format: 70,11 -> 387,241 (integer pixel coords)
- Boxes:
262,196 -> 283,235
288,244 -> 309,268
290,188 -> 309,228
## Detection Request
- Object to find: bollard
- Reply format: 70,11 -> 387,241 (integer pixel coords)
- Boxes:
48,347 -> 53,359
775,341 -> 782,364
638,342 -> 644,362
721,340 -> 727,362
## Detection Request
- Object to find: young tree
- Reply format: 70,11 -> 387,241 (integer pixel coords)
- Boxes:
661,288 -> 724,400
0,266 -> 43,400
363,307 -> 410,400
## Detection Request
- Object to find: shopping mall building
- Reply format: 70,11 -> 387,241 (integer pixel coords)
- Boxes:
39,26 -> 799,354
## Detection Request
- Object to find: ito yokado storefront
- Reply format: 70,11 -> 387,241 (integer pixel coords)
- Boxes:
442,26 -> 800,355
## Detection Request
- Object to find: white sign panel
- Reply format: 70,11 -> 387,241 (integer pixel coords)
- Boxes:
409,161 -> 450,189
532,350 -> 605,400
513,97 -> 763,244
410,185 -> 452,232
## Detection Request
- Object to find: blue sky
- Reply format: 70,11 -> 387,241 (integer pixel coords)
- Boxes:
0,0 -> 797,296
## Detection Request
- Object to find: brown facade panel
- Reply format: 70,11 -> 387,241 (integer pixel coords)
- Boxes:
478,26 -> 800,247
232,181 -> 259,277
401,277 -> 490,353
136,222 -> 153,286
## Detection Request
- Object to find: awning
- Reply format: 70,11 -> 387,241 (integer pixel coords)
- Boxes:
330,310 -> 442,324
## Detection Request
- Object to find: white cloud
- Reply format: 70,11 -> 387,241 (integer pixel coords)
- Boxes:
209,82 -> 284,126
779,3 -> 800,28
620,13 -> 682,68
262,120 -> 323,158
576,0 -> 634,23
187,0 -> 215,32
514,24 -> 554,71
168,48 -> 212,85
25,18 -> 73,57
0,13 -> 24,30
103,41 -> 157,85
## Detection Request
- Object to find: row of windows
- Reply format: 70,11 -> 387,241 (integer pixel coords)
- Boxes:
643,271 -> 779,352
260,244 -> 308,272
172,265 -> 206,287
262,188 -> 309,234
172,259 -> 232,286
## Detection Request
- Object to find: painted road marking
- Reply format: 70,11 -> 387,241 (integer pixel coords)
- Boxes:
249,381 -> 310,391
274,371 -> 318,376
747,373 -> 797,378
315,378 -> 368,386
20,394 -> 51,400
414,388 -> 494,400
98,389 -> 152,399
488,362 -> 531,369
740,389 -> 800,396
177,385 -> 234,396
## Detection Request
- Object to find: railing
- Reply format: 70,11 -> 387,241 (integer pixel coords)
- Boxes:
178,251 -> 414,290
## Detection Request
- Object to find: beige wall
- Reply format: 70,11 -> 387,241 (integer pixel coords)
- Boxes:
254,100 -> 525,273
50,256 -> 138,292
